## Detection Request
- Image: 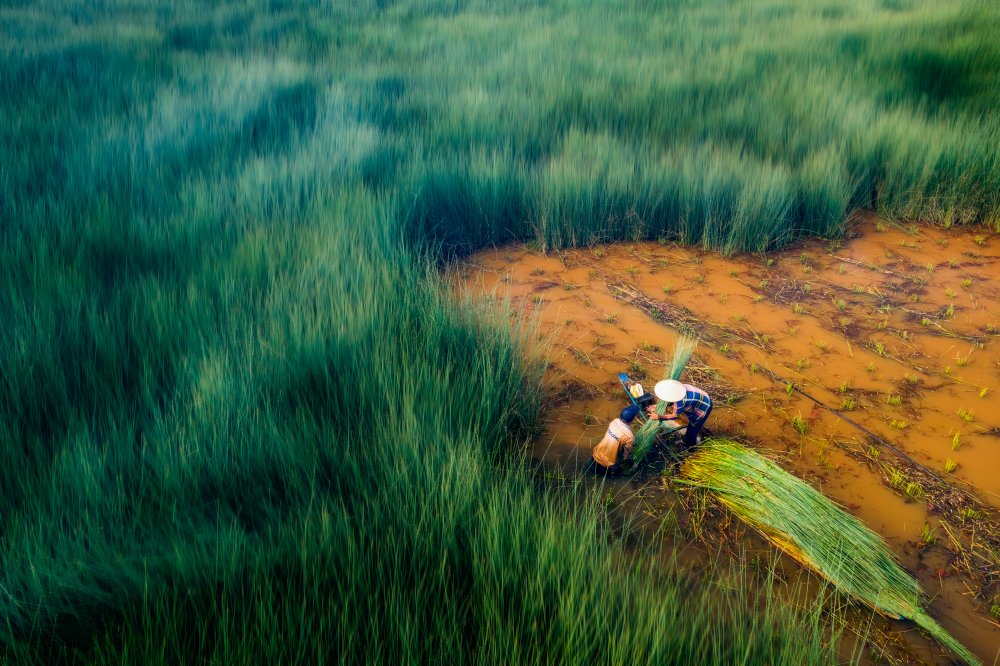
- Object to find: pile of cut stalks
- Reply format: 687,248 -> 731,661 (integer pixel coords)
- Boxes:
678,440 -> 981,666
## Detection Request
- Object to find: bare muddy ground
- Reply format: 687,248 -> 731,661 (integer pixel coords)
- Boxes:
457,215 -> 1000,664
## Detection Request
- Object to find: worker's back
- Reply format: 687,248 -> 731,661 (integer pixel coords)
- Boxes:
592,418 -> 635,468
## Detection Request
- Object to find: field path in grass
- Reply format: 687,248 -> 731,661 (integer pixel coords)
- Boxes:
457,214 -> 1000,664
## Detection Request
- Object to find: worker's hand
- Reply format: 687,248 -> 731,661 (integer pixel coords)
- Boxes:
645,406 -> 658,418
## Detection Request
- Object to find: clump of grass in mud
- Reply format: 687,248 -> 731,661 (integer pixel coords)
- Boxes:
677,441 -> 982,666
791,413 -> 808,436
631,334 -> 698,465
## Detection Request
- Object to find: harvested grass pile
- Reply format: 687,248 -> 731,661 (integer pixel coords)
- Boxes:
678,440 -> 981,666
631,334 -> 698,464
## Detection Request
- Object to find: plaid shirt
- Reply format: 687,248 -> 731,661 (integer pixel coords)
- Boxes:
675,384 -> 712,421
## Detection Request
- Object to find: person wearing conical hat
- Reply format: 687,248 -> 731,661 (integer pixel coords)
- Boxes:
648,379 -> 713,448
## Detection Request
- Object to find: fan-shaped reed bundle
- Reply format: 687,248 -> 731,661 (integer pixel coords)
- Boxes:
678,440 -> 980,666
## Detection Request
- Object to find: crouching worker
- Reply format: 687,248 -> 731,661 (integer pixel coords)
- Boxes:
648,379 -> 713,448
588,405 -> 640,477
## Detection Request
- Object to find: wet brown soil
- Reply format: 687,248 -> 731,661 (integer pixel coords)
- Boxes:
456,214 -> 1000,664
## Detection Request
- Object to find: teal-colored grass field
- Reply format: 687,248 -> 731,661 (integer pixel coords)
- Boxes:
2,0 -> 997,662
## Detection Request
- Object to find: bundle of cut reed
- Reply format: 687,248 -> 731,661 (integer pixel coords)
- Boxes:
678,440 -> 980,666
630,334 -> 698,464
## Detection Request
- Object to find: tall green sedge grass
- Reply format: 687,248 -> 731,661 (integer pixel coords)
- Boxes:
679,440 -> 981,666
631,334 -> 699,464
2,0 -> 997,661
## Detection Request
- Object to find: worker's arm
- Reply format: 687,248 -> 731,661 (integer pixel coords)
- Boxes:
646,404 -> 679,420
621,435 -> 635,462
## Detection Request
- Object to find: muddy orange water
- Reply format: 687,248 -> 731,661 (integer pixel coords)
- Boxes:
457,215 -> 1000,664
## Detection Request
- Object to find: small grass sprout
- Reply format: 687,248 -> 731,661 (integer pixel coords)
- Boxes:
962,278 -> 973,288
791,413 -> 808,435
958,408 -> 974,423
841,398 -> 855,411
944,458 -> 958,474
959,507 -> 980,522
887,395 -> 902,406
888,467 -> 905,488
920,524 -> 936,546
792,303 -> 805,315
951,432 -> 962,450
815,340 -> 830,353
